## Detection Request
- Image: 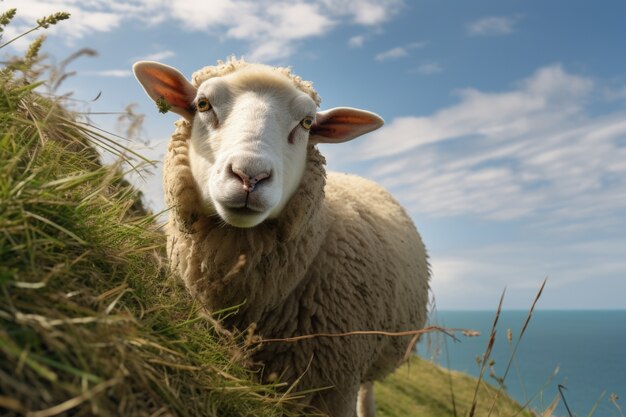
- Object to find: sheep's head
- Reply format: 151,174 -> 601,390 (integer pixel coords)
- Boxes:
133,60 -> 383,228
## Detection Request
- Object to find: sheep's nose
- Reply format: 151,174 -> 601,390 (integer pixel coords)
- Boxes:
230,166 -> 271,193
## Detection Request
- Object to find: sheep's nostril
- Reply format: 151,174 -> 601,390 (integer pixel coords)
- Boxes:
231,166 -> 248,183
231,166 -> 270,193
246,172 -> 270,192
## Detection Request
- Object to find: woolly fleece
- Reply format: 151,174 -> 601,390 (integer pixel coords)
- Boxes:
163,58 -> 430,417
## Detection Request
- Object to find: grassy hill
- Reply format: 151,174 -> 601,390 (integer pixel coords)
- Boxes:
0,34 -> 300,416
0,18 -> 530,417
376,357 -> 531,417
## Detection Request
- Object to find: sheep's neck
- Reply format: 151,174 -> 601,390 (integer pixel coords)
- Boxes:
164,120 -> 328,329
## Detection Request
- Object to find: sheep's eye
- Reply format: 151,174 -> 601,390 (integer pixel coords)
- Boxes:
197,98 -> 211,112
300,116 -> 314,130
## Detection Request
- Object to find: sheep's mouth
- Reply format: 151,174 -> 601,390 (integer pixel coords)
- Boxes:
211,187 -> 277,228
220,193 -> 271,215
217,204 -> 269,228
224,206 -> 262,216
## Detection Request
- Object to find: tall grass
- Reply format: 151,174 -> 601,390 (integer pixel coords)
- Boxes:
0,11 -> 308,417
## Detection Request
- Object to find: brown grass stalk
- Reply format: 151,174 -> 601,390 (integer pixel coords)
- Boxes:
26,377 -> 121,417
469,288 -> 506,417
487,277 -> 548,417
255,325 -> 474,346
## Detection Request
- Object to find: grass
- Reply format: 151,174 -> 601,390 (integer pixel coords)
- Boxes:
376,357 -> 532,417
0,18 -> 307,417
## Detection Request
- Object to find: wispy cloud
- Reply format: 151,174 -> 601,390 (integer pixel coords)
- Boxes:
467,15 -> 519,36
4,0 -> 123,44
604,85 -> 626,101
358,64 -> 593,159
87,70 -> 133,77
3,0 -> 405,61
431,239 -> 626,309
376,47 -> 408,61
348,35 -> 365,48
412,62 -> 443,75
375,41 -> 427,61
320,0 -> 404,25
135,50 -> 176,62
325,65 -> 626,229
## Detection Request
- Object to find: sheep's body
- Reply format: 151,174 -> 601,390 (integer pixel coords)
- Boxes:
141,59 -> 430,417
164,121 -> 429,416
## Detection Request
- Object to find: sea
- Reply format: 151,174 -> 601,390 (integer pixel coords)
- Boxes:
417,310 -> 626,417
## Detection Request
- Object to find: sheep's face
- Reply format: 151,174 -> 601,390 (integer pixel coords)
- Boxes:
189,68 -> 316,227
133,61 -> 384,228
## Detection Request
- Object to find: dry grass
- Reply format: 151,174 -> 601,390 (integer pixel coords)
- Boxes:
424,279 -> 569,417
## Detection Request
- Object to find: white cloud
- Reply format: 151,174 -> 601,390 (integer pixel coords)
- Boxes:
135,50 -> 176,62
325,65 -> 626,229
270,3 -> 334,39
320,0 -> 403,25
87,69 -> 133,77
3,0 -> 123,42
135,0 -> 335,62
375,46 -> 408,61
359,65 -> 593,159
3,0 -> 404,61
604,85 -> 626,101
249,2 -> 334,61
165,0 -> 245,31
413,62 -> 443,75
467,16 -> 518,36
375,41 -> 427,61
431,239 -> 626,309
348,35 -> 365,48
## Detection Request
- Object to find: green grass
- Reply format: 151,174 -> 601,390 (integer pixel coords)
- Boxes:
376,357 -> 532,417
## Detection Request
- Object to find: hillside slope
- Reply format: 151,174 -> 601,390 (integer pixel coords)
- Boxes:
0,50 -> 305,416
377,357 -> 531,417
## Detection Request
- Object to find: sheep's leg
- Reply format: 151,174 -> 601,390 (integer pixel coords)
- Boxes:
357,382 -> 376,417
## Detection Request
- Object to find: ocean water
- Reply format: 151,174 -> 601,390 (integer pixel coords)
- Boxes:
417,310 -> 626,417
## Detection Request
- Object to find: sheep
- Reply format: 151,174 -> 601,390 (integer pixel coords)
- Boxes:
133,57 -> 430,417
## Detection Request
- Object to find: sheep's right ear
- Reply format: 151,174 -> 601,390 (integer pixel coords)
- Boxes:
133,61 -> 197,121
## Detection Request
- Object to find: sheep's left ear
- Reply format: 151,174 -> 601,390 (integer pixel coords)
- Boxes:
309,107 -> 384,144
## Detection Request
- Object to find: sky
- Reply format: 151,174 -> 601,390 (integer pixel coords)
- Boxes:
4,0 -> 626,310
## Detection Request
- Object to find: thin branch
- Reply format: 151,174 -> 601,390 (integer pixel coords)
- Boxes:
559,384 -> 574,417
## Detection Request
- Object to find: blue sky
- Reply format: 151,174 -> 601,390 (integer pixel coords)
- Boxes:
5,0 -> 626,310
